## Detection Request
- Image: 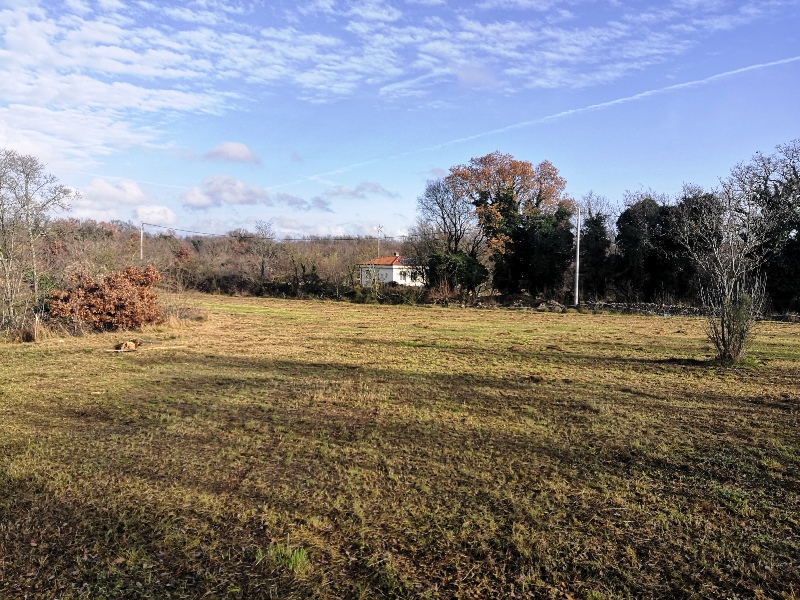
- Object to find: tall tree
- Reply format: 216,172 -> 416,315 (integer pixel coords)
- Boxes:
252,220 -> 277,295
416,178 -> 484,257
580,214 -> 612,301
614,190 -> 693,303
0,149 -> 76,327
447,152 -> 570,250
745,139 -> 800,311
675,169 -> 783,361
446,151 -> 573,295
499,205 -> 574,296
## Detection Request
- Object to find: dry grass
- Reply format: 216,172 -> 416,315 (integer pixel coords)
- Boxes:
1,293 -> 798,598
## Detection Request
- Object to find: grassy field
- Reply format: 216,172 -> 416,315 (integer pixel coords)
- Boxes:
1,294 -> 798,599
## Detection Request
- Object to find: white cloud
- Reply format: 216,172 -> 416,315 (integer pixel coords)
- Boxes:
348,0 -> 403,22
0,104 -> 155,168
135,204 -> 177,225
204,142 -> 262,165
65,177 -> 160,222
82,178 -> 150,206
181,188 -> 214,209
201,175 -> 271,206
97,0 -> 125,11
64,0 -> 91,14
163,7 -> 224,26
182,175 -> 336,212
68,197 -> 120,222
477,0 -> 562,9
298,0 -> 337,16
0,0 -> 790,169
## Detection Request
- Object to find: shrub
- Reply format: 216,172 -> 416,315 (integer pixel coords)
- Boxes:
48,265 -> 163,331
701,278 -> 765,363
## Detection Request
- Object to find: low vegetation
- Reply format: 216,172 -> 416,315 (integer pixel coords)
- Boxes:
48,266 -> 163,332
1,295 -> 798,598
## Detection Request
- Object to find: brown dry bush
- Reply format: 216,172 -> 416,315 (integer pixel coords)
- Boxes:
48,265 -> 162,331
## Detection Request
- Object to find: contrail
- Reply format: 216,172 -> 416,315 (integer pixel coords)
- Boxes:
74,55 -> 800,197
409,55 -> 800,153
309,54 -> 800,175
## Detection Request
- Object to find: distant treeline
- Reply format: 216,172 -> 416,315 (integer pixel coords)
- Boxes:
44,219 -> 407,301
406,144 -> 799,312
1,141 -> 798,339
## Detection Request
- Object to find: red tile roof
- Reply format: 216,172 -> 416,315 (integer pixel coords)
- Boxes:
362,255 -> 406,265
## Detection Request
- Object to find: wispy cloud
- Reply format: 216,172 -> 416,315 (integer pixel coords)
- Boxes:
476,0 -> 563,10
324,181 -> 400,199
296,54 -> 800,179
0,0 -> 792,167
182,175 -> 334,212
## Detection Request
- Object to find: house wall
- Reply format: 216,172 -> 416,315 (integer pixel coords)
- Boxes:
395,266 -> 424,287
359,265 -> 424,287
360,265 -> 394,286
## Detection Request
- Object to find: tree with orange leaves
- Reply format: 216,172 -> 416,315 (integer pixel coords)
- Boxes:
446,151 -> 572,255
445,152 -> 575,296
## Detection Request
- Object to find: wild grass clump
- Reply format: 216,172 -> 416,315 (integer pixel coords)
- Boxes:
157,292 -> 207,326
268,543 -> 310,574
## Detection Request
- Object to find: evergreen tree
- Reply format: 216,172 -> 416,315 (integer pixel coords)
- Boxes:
580,212 -> 612,300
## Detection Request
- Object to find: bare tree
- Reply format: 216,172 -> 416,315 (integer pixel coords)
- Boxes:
677,175 -> 776,361
11,153 -> 76,296
0,150 -> 24,325
252,219 -> 277,294
401,218 -> 441,285
580,190 -> 615,220
416,178 -> 485,257
0,149 -> 76,330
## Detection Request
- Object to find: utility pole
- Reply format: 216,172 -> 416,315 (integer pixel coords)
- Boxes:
574,205 -> 581,307
140,222 -> 144,262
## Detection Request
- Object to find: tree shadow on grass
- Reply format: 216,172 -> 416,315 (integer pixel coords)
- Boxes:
6,350 -> 800,598
0,463 -> 304,599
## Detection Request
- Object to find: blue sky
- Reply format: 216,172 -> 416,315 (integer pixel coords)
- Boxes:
1,0 -> 798,238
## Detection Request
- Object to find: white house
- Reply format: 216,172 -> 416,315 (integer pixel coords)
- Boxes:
359,253 -> 424,287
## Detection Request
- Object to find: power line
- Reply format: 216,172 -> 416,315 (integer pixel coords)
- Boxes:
142,223 -> 231,238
